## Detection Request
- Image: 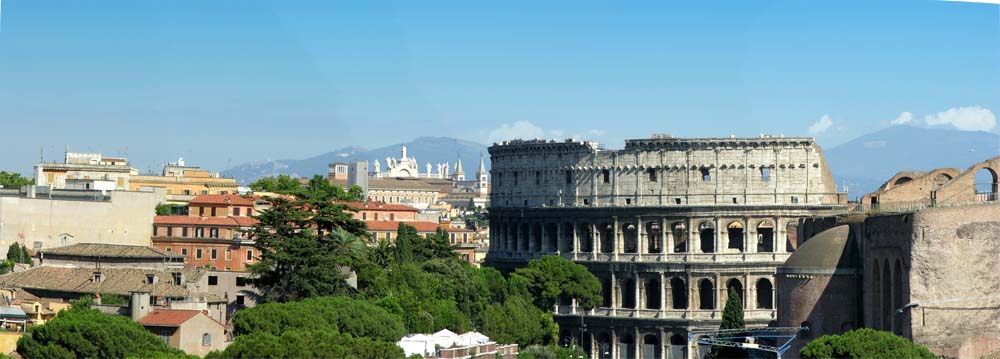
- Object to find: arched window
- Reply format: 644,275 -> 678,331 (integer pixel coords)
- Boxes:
623,224 -> 638,253
602,278 -> 613,308
975,167 -> 998,201
642,334 -> 659,359
757,221 -> 774,253
699,222 -> 715,253
671,277 -> 688,309
596,333 -> 613,359
785,221 -> 799,252
580,224 -> 594,253
727,221 -> 744,251
672,223 -> 687,253
531,223 -> 542,252
600,224 -> 614,254
726,278 -> 744,307
756,278 -> 773,309
646,221 -> 662,253
622,278 -> 636,309
619,333 -> 635,359
645,277 -> 661,309
698,279 -> 715,310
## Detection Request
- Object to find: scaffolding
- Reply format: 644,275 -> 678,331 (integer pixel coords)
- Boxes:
687,326 -> 807,359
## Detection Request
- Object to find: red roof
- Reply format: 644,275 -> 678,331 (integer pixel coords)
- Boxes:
138,309 -> 201,327
365,220 -> 442,232
340,201 -> 419,212
154,215 -> 257,227
189,194 -> 255,206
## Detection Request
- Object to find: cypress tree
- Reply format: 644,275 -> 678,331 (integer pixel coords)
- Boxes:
707,287 -> 747,359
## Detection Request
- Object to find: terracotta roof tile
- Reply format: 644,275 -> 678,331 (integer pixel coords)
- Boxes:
41,243 -> 185,260
155,216 -> 257,227
0,267 -> 206,298
189,194 -> 255,206
339,201 -> 419,212
365,220 -> 443,232
138,309 -> 201,327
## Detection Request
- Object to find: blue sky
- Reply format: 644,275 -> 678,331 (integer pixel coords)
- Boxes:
0,0 -> 997,174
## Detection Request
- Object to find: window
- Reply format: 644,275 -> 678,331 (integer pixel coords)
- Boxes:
172,272 -> 183,285
161,330 -> 171,345
535,171 -> 541,185
209,228 -> 218,238
234,207 -> 241,216
601,170 -> 610,183
236,277 -> 248,287
565,170 -> 573,184
761,167 -> 770,182
182,227 -> 188,237
732,197 -> 738,204
583,199 -> 590,205
675,198 -> 682,204
202,333 -> 212,346
199,207 -> 204,216
201,190 -> 209,195
701,168 -> 711,182
210,249 -> 217,260
211,207 -> 217,216
166,247 -> 172,252
246,250 -> 254,262
236,294 -> 245,306
146,274 -> 156,284
153,226 -> 159,236
184,189 -> 192,195
647,169 -> 657,182
181,248 -> 188,256
196,249 -> 203,259
362,212 -> 367,220
791,196 -> 799,204
167,227 -> 173,237
195,228 -> 204,238
625,198 -> 632,205
208,275 -> 218,286
225,249 -> 232,261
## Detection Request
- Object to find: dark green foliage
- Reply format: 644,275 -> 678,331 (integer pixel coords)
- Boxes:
800,328 -> 936,359
518,345 -> 587,359
206,330 -> 405,359
0,171 -> 32,189
479,295 -> 557,347
6,243 -> 31,264
231,296 -> 405,341
16,308 -> 191,359
155,203 -> 186,216
393,223 -> 454,263
511,255 -> 603,310
707,287 -> 748,359
69,294 -> 128,309
249,174 -> 364,202
248,174 -> 303,194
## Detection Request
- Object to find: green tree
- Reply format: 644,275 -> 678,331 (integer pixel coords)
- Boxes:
800,328 -> 935,359
479,295 -> 557,347
707,287 -> 747,359
6,243 -> 31,264
248,175 -> 303,194
0,171 -> 32,189
231,296 -> 405,341
511,256 -> 602,310
17,307 -> 192,359
206,330 -> 405,359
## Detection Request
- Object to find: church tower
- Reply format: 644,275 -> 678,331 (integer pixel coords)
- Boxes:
476,153 -> 488,195
451,156 -> 465,181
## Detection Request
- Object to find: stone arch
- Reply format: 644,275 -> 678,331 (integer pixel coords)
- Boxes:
698,221 -> 715,253
596,332 -> 613,359
545,223 -> 558,252
623,224 -> 638,254
519,223 -> 529,253
601,277 -> 613,308
642,334 -> 660,359
932,172 -> 953,188
600,224 -> 614,254
645,276 -> 661,309
560,223 -> 574,253
698,278 -> 715,310
726,278 -> 744,307
671,277 -> 688,309
975,166 -> 999,201
881,259 -> 892,331
531,223 -> 542,252
756,278 -> 773,309
873,259 -> 882,329
893,176 -> 913,186
622,278 -> 637,309
646,221 -> 662,253
672,222 -> 688,253
785,220 -> 799,252
580,223 -> 594,253
619,332 -> 635,359
755,220 -> 774,253
727,221 -> 744,251
669,334 -> 686,359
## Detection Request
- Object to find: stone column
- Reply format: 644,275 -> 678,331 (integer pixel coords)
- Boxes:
571,298 -> 578,315
634,327 -> 641,359
613,217 -> 622,260
637,216 -> 645,255
556,222 -> 563,255
714,217 -> 722,255
691,218 -> 701,254
590,332 -> 597,359
660,328 -> 668,359
593,223 -> 601,256
611,272 -> 618,316
611,328 -> 618,359
572,222 -> 580,261
660,272 -> 667,312
661,217 -> 669,255
540,223 -> 548,253
634,273 -> 642,312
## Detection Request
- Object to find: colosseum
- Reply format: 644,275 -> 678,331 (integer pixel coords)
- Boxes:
485,134 -> 848,359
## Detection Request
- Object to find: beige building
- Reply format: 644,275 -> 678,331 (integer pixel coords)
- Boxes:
138,309 -> 229,356
486,135 -> 847,359
130,158 -> 239,204
0,187 -> 162,257
778,155 -> 1000,358
35,152 -> 136,190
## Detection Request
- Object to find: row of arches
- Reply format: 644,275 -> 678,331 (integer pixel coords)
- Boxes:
873,257 -> 905,334
493,218 -> 800,255
570,330 -> 687,359
598,275 -> 774,311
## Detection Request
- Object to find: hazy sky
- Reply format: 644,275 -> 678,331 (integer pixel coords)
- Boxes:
0,0 -> 997,174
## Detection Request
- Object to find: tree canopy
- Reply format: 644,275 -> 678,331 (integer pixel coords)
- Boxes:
0,171 -> 32,189
800,328 -> 935,359
17,308 -> 192,359
6,243 -> 31,264
706,287 -> 747,359
511,255 -> 603,310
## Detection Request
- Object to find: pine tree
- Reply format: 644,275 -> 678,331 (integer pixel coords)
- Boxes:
706,287 -> 747,359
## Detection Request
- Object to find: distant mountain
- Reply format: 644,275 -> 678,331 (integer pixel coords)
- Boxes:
824,126 -> 1000,198
222,137 -> 489,184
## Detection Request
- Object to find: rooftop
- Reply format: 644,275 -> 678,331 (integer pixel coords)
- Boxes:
137,309 -> 201,327
0,266 -> 206,298
189,194 -> 255,206
41,243 -> 185,260
154,215 -> 258,227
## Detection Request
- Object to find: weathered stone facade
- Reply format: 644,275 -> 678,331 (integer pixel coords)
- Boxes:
485,135 -> 846,359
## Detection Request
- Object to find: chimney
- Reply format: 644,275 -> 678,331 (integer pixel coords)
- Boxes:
94,293 -> 102,306
130,291 -> 152,321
